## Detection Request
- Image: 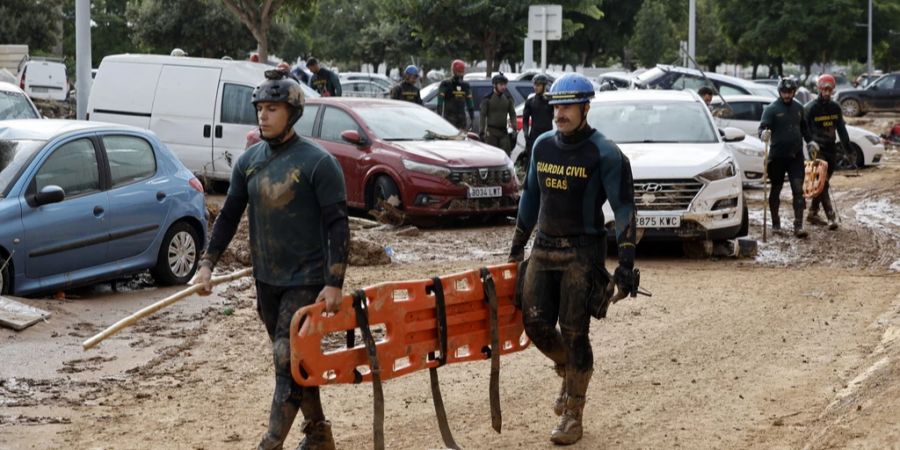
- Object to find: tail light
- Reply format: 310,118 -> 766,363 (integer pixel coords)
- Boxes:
19,67 -> 25,89
189,177 -> 205,193
516,115 -> 523,130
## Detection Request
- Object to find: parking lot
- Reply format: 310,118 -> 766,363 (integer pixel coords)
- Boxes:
1,114 -> 897,449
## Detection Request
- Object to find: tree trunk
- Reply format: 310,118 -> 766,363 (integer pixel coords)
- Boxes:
752,63 -> 759,80
484,45 -> 494,79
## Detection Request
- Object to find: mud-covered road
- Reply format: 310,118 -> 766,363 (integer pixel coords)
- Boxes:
1,118 -> 898,449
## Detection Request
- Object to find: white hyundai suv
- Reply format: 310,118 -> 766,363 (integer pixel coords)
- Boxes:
592,90 -> 748,241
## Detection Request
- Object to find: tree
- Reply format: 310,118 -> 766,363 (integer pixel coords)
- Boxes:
562,0 -> 641,68
130,0 -> 257,59
219,0 -> 315,62
695,0 -> 732,71
0,0 -> 64,56
629,0 -> 678,68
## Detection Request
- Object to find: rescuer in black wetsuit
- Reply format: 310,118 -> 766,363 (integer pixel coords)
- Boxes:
390,65 -> 423,105
507,73 -> 637,446
522,74 -> 553,171
437,59 -> 475,130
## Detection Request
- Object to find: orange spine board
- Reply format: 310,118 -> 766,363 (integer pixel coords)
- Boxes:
290,263 -> 529,386
803,159 -> 829,199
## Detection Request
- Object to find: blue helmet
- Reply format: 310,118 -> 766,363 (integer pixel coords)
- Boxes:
404,65 -> 419,77
547,73 -> 595,105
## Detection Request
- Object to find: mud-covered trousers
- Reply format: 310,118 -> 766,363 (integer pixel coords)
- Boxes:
521,239 -> 605,378
256,281 -> 325,448
809,147 -> 837,219
767,153 -> 806,225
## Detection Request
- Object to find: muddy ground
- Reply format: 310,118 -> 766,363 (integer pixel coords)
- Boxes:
1,118 -> 898,449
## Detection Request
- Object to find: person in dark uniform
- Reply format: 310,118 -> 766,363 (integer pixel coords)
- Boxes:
191,70 -> 349,450
804,73 -> 849,230
307,57 -> 342,97
436,59 -> 475,131
479,72 -> 517,154
759,77 -> 815,238
507,73 -> 637,445
390,65 -> 423,104
522,74 -> 553,170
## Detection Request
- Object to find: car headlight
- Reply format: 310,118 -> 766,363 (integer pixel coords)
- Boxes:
402,159 -> 451,177
698,159 -> 736,181
734,146 -> 765,158
863,134 -> 881,145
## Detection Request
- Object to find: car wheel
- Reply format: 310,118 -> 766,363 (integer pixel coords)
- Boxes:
373,176 -> 402,211
737,204 -> 749,237
835,144 -> 861,170
151,222 -> 199,286
840,98 -> 861,117
0,256 -> 9,295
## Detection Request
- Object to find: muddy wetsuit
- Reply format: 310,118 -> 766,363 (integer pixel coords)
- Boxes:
509,125 -> 636,423
310,67 -> 342,97
804,97 -> 850,221
390,81 -> 423,104
202,134 -> 348,450
437,76 -> 475,130
480,90 -> 517,154
522,93 -> 553,169
759,98 -> 812,229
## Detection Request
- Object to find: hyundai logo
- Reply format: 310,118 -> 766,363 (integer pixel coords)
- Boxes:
478,168 -> 489,180
642,183 -> 663,193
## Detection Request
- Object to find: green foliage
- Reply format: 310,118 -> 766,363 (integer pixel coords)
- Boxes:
0,0 -> 64,55
629,0 -> 678,68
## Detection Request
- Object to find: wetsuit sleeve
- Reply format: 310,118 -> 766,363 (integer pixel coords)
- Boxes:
465,86 -> 475,121
507,96 -> 516,126
330,72 -> 342,97
522,99 -> 532,137
436,82 -> 446,115
479,96 -> 488,133
202,162 -> 249,268
510,152 -> 541,258
311,154 -> 349,287
836,107 -> 851,149
800,105 -> 812,143
321,202 -> 349,288
600,145 -> 637,269
758,104 -> 773,138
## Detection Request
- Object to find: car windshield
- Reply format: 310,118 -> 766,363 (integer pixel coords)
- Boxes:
0,139 -> 45,195
587,101 -> 719,144
748,85 -> 777,98
355,104 -> 462,140
0,91 -> 39,120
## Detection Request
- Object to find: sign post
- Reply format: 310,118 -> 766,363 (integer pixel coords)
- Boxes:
527,5 -> 562,74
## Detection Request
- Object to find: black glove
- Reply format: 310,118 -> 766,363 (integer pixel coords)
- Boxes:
614,265 -> 635,294
507,226 -> 529,262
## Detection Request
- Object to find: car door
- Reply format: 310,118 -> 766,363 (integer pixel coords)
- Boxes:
21,136 -> 109,279
317,105 -> 366,205
866,75 -> 898,111
722,101 -> 762,136
102,134 -> 169,262
149,65 -> 221,179
212,82 -> 257,180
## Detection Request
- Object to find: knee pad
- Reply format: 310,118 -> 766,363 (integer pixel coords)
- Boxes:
525,321 -> 560,350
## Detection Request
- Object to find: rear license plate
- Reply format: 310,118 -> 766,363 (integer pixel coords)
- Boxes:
468,186 -> 502,198
31,87 -> 48,93
637,215 -> 681,228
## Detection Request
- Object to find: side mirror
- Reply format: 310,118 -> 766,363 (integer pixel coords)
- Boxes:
466,132 -> 481,141
340,130 -> 368,148
721,127 -> 746,142
34,185 -> 65,206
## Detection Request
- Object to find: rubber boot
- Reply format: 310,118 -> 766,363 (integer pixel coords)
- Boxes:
770,206 -> 781,231
553,364 -> 566,416
821,191 -> 838,230
258,377 -> 302,450
806,200 -> 825,225
296,420 -> 336,450
550,369 -> 592,445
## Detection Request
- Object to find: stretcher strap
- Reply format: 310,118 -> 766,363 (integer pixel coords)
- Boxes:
480,267 -> 502,433
352,289 -> 385,450
428,277 -> 461,449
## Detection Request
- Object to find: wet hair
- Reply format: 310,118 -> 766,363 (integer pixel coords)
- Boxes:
306,57 -> 318,67
698,86 -> 715,97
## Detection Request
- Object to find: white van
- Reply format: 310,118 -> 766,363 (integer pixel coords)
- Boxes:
19,60 -> 68,101
87,54 -> 318,181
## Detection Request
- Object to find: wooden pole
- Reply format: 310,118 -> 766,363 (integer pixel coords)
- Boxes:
762,139 -> 770,243
82,268 -> 252,350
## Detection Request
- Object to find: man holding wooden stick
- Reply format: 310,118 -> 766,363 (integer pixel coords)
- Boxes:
191,70 -> 349,450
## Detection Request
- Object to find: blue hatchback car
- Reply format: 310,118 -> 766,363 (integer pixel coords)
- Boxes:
0,120 -> 207,296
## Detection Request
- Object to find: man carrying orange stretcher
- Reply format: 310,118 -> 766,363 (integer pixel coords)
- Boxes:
508,73 -> 638,445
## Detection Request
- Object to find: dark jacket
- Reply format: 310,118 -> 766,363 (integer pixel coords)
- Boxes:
759,98 -> 811,159
310,67 -> 342,97
804,97 -> 850,153
390,81 -> 423,104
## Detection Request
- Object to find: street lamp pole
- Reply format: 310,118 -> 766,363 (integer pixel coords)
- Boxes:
75,0 -> 92,120
867,0 -> 873,75
688,0 -> 696,69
